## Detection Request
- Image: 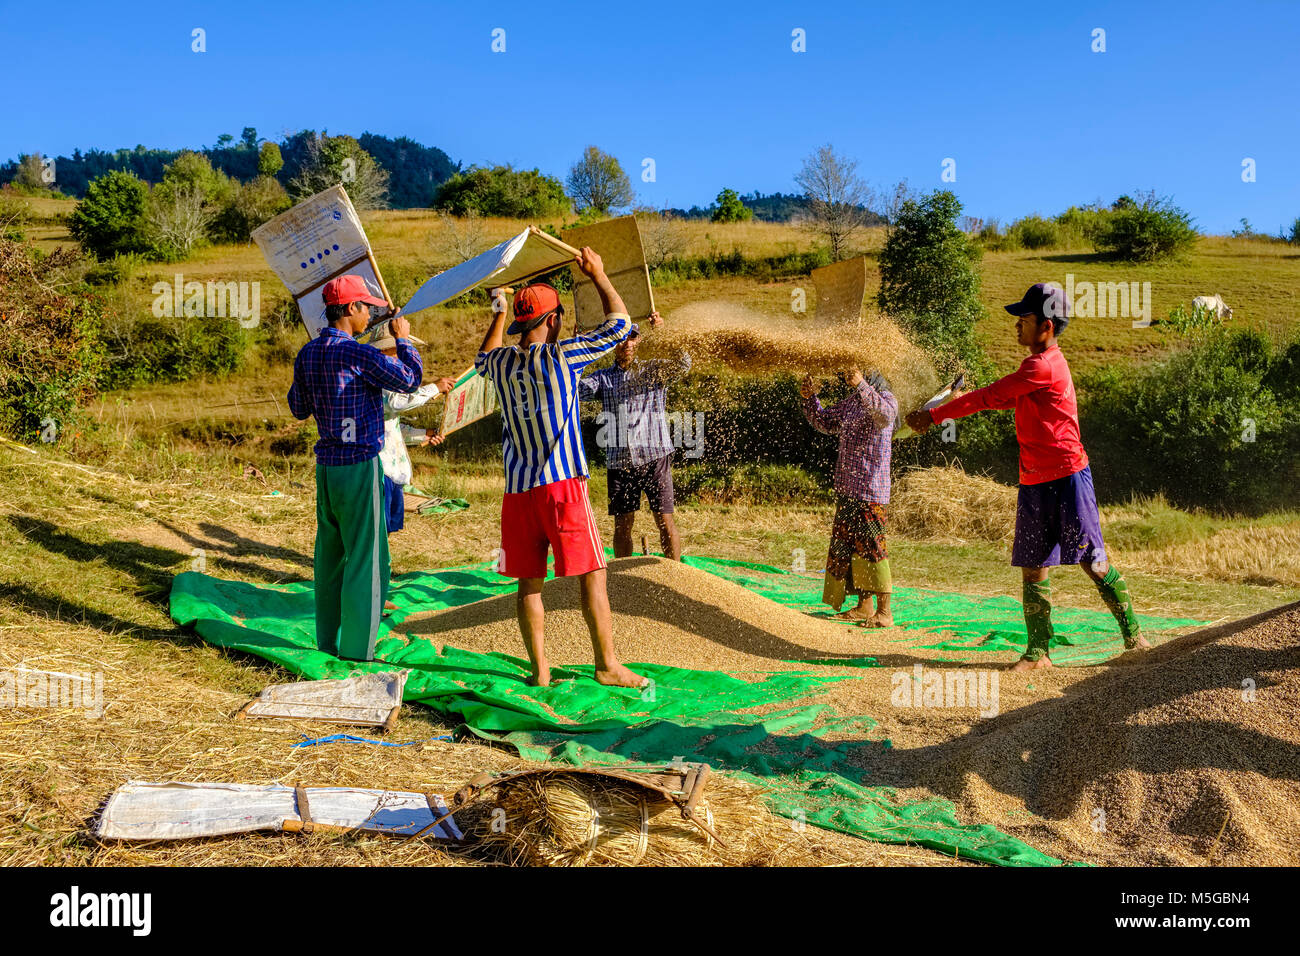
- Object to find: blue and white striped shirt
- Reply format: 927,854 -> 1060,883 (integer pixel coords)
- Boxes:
476,313 -> 630,493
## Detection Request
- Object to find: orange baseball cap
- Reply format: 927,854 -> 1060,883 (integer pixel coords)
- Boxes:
507,283 -> 562,335
322,274 -> 388,308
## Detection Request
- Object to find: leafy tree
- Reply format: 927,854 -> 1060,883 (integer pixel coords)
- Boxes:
877,189 -> 987,373
68,170 -> 150,259
794,144 -> 874,261
288,133 -> 389,210
13,153 -> 50,191
216,133 -> 235,149
566,146 -> 633,214
258,142 -> 284,177
711,188 -> 752,223
241,127 -> 259,150
433,165 -> 569,218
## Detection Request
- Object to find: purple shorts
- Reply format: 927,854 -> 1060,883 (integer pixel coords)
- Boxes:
1011,465 -> 1106,568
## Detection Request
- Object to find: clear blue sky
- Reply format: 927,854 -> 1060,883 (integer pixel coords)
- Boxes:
4,0 -> 1298,233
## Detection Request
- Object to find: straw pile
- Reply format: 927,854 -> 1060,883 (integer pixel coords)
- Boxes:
460,771 -> 719,867
644,300 -> 940,410
457,769 -> 883,867
890,464 -> 1018,543
901,607 -> 1300,865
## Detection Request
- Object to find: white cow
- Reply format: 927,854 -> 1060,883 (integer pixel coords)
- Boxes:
1192,294 -> 1232,319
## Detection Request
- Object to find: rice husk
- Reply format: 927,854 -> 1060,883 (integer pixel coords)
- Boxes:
641,300 -> 941,410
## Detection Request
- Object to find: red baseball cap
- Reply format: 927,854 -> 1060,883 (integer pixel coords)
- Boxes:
322,274 -> 388,308
507,283 -> 562,335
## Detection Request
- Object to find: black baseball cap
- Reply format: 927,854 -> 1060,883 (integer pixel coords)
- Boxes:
1005,283 -> 1069,333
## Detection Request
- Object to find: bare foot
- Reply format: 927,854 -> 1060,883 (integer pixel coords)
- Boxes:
1010,655 -> 1054,672
595,664 -> 647,689
863,611 -> 894,628
1125,633 -> 1152,650
525,666 -> 552,688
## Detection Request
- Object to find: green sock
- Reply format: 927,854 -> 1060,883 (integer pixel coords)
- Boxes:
1021,578 -> 1054,660
1096,565 -> 1141,646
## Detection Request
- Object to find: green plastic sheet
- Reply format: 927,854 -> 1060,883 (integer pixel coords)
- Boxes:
168,555 -> 1202,866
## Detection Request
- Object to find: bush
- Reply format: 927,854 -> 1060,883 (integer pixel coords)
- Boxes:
1007,214 -> 1061,249
434,165 -> 570,218
674,462 -> 832,504
649,247 -> 829,284
1094,194 -> 1197,262
68,170 -> 150,259
1053,205 -> 1113,244
212,175 -> 292,243
1080,328 -> 1293,511
0,240 -> 104,441
98,315 -> 250,390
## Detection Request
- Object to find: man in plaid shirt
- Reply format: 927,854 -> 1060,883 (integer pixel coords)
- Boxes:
578,313 -> 691,560
287,274 -> 423,661
801,367 -> 898,626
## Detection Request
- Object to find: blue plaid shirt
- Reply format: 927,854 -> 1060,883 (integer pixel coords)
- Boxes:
578,352 -> 692,470
288,327 -> 423,466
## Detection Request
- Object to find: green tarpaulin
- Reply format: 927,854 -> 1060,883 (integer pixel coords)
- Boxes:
168,553 -> 1201,867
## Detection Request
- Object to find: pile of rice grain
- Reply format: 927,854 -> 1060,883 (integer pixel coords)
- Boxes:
895,607 -> 1300,865
401,556 -> 867,672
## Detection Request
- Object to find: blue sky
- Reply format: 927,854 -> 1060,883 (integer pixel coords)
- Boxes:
4,0 -> 1298,233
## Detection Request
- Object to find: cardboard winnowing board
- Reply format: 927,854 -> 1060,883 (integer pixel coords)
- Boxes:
402,227 -> 579,319
811,256 -> 869,323
563,216 -> 655,330
251,185 -> 390,338
440,365 -> 499,437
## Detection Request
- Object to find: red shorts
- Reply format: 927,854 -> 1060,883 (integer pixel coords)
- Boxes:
499,477 -> 607,579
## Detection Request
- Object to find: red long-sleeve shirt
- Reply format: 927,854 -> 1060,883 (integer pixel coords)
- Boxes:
928,344 -> 1088,485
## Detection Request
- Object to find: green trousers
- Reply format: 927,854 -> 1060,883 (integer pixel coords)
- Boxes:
314,457 -> 389,661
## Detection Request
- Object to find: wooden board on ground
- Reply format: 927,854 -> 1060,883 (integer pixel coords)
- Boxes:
440,365 -> 499,437
251,185 -> 391,338
811,256 -> 869,323
563,216 -> 655,331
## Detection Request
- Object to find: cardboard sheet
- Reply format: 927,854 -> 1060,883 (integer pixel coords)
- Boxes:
811,256 -> 869,323
238,671 -> 407,726
440,365 -> 499,437
252,185 -> 388,337
563,216 -> 655,330
402,227 -> 577,318
95,780 -> 462,841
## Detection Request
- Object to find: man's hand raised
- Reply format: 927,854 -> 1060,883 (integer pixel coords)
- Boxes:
389,313 -> 411,340
574,247 -> 605,280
